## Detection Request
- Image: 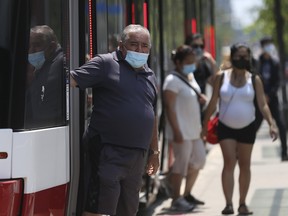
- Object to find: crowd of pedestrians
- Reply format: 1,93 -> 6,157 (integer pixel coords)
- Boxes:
159,34 -> 286,215
67,22 -> 286,216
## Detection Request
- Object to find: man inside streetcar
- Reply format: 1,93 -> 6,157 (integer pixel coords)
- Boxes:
70,24 -> 160,216
25,25 -> 65,128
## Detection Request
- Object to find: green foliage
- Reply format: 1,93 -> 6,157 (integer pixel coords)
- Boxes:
249,0 -> 288,52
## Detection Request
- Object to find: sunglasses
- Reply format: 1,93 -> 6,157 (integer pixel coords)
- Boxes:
192,44 -> 204,49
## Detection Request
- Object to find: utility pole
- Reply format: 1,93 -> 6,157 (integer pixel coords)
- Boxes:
274,0 -> 288,126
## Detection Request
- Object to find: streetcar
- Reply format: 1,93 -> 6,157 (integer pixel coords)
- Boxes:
0,0 -> 215,215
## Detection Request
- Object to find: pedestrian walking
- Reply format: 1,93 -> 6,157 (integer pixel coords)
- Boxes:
201,43 -> 278,215
255,36 -> 288,161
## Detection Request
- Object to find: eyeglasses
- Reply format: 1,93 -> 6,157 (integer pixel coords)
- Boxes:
192,44 -> 204,49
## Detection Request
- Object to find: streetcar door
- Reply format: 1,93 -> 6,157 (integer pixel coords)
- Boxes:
0,0 -> 70,215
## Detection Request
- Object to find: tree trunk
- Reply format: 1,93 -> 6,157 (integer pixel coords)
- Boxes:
274,0 -> 288,127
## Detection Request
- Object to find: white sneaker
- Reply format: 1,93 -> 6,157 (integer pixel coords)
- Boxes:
171,197 -> 195,212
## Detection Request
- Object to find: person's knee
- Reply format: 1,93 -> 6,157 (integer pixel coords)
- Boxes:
223,159 -> 237,171
190,143 -> 206,169
189,157 -> 206,170
238,160 -> 251,172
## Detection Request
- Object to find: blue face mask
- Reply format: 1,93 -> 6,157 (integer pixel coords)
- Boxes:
183,63 -> 196,75
125,50 -> 149,68
263,44 -> 274,55
28,51 -> 45,70
195,47 -> 204,60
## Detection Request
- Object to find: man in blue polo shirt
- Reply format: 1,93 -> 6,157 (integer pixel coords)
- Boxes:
70,24 -> 159,216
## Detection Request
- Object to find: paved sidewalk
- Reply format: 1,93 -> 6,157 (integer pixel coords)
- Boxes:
139,122 -> 288,216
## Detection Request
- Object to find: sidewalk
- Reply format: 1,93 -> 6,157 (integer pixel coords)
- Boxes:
140,122 -> 288,216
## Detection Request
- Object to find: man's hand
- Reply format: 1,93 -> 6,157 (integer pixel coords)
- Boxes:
146,155 -> 160,176
70,75 -> 78,87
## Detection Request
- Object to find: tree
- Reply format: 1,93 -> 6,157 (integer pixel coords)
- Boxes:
274,0 -> 288,124
245,0 -> 287,50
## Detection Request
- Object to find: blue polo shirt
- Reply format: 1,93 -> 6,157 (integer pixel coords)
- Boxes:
70,50 -> 158,150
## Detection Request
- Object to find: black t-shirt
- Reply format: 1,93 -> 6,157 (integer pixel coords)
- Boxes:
71,50 -> 158,150
258,54 -> 280,98
194,57 -> 213,93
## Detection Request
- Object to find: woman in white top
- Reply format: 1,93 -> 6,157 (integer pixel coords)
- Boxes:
163,45 -> 207,211
201,43 -> 278,215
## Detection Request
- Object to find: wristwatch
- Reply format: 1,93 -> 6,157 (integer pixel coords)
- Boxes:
149,149 -> 160,155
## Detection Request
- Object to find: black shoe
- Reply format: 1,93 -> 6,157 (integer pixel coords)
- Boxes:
282,154 -> 288,161
221,204 -> 234,215
184,194 -> 205,205
238,203 -> 253,215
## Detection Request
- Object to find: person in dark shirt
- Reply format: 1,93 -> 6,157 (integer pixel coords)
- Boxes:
70,24 -> 160,216
202,43 -> 278,215
255,36 -> 288,161
25,25 -> 66,128
185,33 -> 218,123
185,33 -> 218,94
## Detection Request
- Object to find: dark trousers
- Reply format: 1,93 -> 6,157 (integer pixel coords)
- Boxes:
255,96 -> 287,156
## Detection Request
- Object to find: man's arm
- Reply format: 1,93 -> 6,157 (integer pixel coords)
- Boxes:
69,55 -> 105,89
149,117 -> 159,151
146,117 -> 160,176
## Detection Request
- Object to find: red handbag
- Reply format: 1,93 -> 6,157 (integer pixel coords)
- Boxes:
206,113 -> 219,144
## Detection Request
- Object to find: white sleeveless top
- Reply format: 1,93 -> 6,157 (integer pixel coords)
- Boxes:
219,70 -> 255,129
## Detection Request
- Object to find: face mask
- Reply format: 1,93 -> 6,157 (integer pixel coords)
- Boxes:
125,50 -> 149,68
194,47 -> 203,60
263,44 -> 274,55
183,63 -> 196,75
28,51 -> 45,70
231,57 -> 249,70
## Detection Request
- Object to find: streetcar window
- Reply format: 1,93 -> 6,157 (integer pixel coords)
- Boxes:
24,0 -> 68,129
107,0 -> 127,53
0,0 -> 12,128
81,0 -> 127,126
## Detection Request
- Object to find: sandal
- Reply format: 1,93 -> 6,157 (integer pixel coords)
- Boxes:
221,204 -> 234,215
238,204 -> 253,215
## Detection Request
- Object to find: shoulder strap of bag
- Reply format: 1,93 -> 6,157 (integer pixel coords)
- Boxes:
216,72 -> 225,106
251,73 -> 258,109
218,72 -> 225,93
172,73 -> 202,98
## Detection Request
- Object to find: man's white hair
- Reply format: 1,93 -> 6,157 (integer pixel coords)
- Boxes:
120,24 -> 151,47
